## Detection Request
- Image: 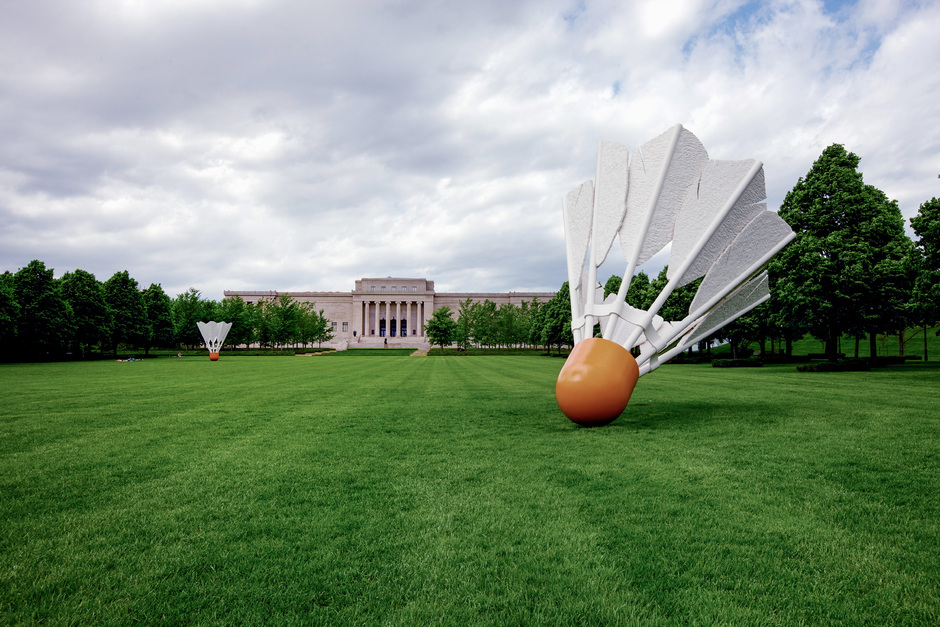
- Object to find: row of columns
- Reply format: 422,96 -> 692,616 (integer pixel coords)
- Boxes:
359,300 -> 428,338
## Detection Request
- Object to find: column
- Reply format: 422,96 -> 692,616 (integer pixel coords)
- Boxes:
406,301 -> 411,337
395,301 -> 401,337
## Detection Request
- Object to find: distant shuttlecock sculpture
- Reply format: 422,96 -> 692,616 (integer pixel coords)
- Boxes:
197,321 -> 232,361
556,124 -> 796,426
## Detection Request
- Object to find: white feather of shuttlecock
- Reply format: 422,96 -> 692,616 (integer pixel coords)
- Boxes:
562,124 -> 796,376
196,321 -> 233,352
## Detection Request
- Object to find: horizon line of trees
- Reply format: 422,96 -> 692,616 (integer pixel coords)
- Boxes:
0,267 -> 334,360
3,144 -> 938,363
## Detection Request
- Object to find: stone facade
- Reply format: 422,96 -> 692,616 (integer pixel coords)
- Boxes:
224,277 -> 556,350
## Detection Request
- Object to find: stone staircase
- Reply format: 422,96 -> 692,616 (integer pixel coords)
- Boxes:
349,335 -> 430,351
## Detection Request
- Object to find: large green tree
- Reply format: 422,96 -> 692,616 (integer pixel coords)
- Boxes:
910,197 -> 940,359
425,306 -> 457,350
270,294 -> 300,348
297,301 -> 333,349
310,305 -> 334,348
772,144 -> 911,361
472,300 -> 498,347
455,298 -> 475,349
855,186 -> 916,356
60,269 -> 111,357
219,295 -> 253,349
911,197 -> 940,270
173,288 -> 206,349
495,302 -> 519,348
103,271 -> 149,353
540,282 -> 573,355
518,297 -> 541,349
143,284 -> 175,355
527,297 -> 546,348
0,271 -> 20,354
13,260 -> 72,356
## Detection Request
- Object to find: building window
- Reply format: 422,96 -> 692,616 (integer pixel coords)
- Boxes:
401,286 -> 406,292
412,286 -> 417,291
381,286 -> 386,292
391,286 -> 397,292
371,286 -> 375,291
331,322 -> 337,329
342,322 -> 348,332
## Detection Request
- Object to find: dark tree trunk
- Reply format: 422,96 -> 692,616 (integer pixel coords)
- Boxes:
869,331 -> 877,359
925,320 -> 929,362
826,327 -> 839,363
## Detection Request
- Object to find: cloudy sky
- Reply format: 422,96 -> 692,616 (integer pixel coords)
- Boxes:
1,0 -> 938,299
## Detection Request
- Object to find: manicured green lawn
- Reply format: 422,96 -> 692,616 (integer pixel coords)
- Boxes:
2,356 -> 938,625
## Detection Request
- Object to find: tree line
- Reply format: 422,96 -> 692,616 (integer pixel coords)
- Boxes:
0,267 -> 334,359
424,294 -> 574,354
3,144 -> 938,362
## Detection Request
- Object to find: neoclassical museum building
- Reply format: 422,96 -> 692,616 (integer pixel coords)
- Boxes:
224,277 -> 556,349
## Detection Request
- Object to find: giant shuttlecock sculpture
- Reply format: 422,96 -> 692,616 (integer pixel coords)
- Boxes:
196,321 -> 232,361
556,124 -> 796,426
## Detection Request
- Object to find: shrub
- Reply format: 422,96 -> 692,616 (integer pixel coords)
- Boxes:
797,359 -> 870,372
666,352 -> 712,364
712,358 -> 763,368
869,355 -> 920,367
761,355 -> 812,364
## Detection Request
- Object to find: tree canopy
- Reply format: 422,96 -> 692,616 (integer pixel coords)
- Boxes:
13,260 -> 71,356
143,283 -> 175,354
425,306 -> 458,350
104,270 -> 149,354
61,269 -> 111,357
911,197 -> 940,335
0,271 -> 21,354
772,144 -> 912,361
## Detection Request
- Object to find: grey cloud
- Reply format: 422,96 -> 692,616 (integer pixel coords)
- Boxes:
2,0 -> 938,300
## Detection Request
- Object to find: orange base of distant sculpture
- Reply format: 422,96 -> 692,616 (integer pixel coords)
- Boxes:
209,352 -> 220,361
556,338 -> 639,427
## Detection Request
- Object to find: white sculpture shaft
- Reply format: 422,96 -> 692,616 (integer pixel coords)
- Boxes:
562,125 -> 796,374
197,321 -> 233,353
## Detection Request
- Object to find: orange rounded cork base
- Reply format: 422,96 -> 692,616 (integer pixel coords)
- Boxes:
209,352 -> 220,361
555,338 -> 639,427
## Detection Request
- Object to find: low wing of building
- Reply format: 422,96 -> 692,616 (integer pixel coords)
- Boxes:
224,277 -> 556,350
